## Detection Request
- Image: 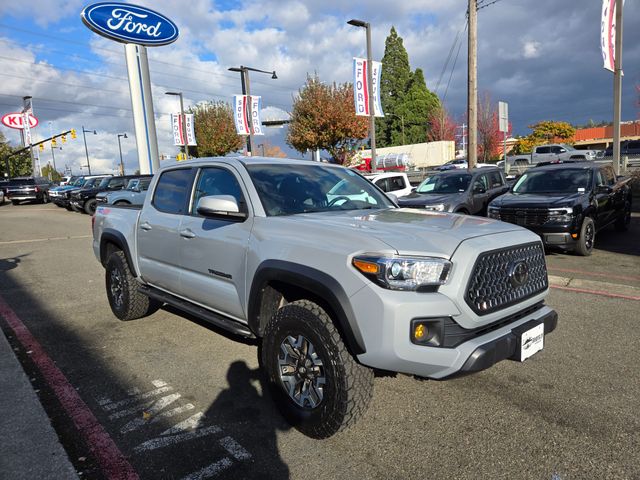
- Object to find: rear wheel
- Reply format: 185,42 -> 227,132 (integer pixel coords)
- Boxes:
575,217 -> 595,256
105,250 -> 160,321
11,200 -> 19,205
261,300 -> 374,439
40,193 -> 49,204
615,200 -> 631,232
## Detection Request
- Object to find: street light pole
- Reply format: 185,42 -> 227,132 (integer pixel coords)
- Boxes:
348,19 -> 377,172
165,92 -> 189,160
228,66 -> 277,156
467,0 -> 478,170
81,126 -> 96,175
48,121 -> 58,176
117,133 -> 128,175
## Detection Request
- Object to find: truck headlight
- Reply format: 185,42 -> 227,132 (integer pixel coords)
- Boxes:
488,207 -> 500,219
353,255 -> 451,291
424,203 -> 447,212
547,207 -> 574,223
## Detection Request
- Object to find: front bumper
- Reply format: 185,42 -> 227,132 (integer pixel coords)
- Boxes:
7,194 -> 38,201
526,225 -> 580,249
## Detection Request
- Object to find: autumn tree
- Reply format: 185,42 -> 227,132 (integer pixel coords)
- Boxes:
0,132 -> 31,177
477,93 -> 509,162
41,164 -> 62,182
287,74 -> 368,164
427,104 -> 457,142
189,101 -> 243,157
510,121 -> 576,154
258,140 -> 287,158
376,27 -> 440,147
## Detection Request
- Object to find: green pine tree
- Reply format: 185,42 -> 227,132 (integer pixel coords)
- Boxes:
396,68 -> 440,145
376,27 -> 411,147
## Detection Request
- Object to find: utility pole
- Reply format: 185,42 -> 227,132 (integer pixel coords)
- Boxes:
612,0 -> 624,176
467,0 -> 478,170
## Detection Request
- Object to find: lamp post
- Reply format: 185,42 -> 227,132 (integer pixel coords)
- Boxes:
228,65 -> 277,156
348,18 -> 377,173
81,126 -> 96,175
48,121 -> 59,175
117,133 -> 128,175
165,92 -> 189,160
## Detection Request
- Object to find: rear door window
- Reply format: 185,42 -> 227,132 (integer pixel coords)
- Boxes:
387,176 -> 406,191
536,147 -> 550,154
374,178 -> 390,192
152,168 -> 194,214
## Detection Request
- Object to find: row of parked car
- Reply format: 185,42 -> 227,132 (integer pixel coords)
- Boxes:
374,161 -> 632,256
2,174 -> 152,214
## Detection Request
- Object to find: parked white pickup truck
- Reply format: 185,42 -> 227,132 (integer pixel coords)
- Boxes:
507,144 -> 597,167
92,157 -> 557,438
364,171 -> 413,197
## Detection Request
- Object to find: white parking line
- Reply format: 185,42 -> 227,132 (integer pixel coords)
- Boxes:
219,436 -> 252,460
120,404 -> 195,434
133,425 -> 222,453
180,458 -> 233,480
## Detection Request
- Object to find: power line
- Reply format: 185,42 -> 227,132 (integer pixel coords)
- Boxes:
477,0 -> 505,10
443,21 -> 467,102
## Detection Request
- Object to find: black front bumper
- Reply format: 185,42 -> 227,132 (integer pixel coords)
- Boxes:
445,309 -> 558,378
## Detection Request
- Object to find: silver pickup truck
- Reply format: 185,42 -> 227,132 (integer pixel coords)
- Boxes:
92,157 -> 557,438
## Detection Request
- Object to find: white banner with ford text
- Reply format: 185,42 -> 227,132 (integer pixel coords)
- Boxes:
601,0 -> 624,73
233,95 -> 250,135
170,113 -> 196,146
353,57 -> 384,117
250,96 -> 264,135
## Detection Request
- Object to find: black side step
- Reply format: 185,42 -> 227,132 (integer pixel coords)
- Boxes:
139,285 -> 255,339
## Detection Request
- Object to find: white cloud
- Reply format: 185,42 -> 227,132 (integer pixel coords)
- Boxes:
522,41 -> 541,59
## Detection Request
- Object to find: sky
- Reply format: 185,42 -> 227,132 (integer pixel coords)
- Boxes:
0,0 -> 638,175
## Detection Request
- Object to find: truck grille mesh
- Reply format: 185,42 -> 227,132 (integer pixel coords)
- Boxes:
494,208 -> 549,227
465,242 -> 548,315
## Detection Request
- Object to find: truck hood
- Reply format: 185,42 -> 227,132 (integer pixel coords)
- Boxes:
491,192 -> 585,209
285,208 -> 523,258
397,192 -> 465,207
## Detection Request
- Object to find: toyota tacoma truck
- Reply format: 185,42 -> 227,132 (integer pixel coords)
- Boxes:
92,157 -> 558,438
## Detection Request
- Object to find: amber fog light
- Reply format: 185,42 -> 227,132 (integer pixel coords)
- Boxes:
410,319 -> 445,346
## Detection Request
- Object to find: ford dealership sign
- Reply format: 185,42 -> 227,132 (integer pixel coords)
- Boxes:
81,2 -> 179,46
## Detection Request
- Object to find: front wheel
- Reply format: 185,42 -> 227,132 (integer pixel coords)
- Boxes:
575,217 -> 595,256
105,250 -> 160,321
84,199 -> 98,215
261,300 -> 374,439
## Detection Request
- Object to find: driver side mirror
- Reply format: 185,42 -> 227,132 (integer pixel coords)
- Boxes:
596,184 -> 613,194
197,195 -> 247,220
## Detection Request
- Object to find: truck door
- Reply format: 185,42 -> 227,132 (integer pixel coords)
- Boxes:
137,168 -> 194,292
534,146 -> 552,163
177,166 -> 253,319
593,168 -> 613,228
470,174 -> 490,215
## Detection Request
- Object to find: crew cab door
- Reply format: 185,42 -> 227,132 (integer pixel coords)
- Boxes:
593,167 -> 615,228
469,173 -> 490,214
533,146 -> 552,163
137,167 -> 195,292
177,166 -> 252,319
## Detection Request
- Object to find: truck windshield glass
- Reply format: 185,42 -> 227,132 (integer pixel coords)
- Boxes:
246,164 -> 395,216
416,174 -> 471,194
98,178 -> 111,188
512,169 -> 592,194
83,178 -> 100,188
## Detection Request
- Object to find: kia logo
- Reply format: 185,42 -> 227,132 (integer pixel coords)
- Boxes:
508,261 -> 529,288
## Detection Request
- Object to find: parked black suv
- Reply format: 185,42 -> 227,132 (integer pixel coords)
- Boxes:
604,140 -> 640,157
398,167 -> 509,215
5,176 -> 53,205
488,162 -> 632,255
70,175 -> 138,215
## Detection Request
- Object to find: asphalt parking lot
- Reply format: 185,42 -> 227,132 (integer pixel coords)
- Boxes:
0,202 -> 639,480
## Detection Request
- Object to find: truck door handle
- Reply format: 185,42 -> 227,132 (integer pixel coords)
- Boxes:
140,222 -> 152,231
180,228 -> 196,239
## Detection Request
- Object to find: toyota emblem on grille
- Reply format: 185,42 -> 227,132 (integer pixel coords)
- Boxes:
508,261 -> 529,287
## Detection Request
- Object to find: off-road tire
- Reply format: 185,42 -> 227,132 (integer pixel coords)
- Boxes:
262,299 -> 374,439
40,194 -> 49,204
575,217 -> 595,256
615,200 -> 631,232
105,250 -> 160,321
84,198 -> 98,215
11,200 -> 19,205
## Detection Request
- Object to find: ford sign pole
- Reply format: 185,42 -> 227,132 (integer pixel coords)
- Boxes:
81,3 -> 179,175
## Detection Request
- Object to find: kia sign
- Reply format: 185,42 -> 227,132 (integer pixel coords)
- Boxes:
1,112 -> 38,130
81,2 -> 179,46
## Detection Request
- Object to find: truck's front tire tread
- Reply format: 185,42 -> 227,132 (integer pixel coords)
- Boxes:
262,299 -> 373,439
105,250 -> 160,321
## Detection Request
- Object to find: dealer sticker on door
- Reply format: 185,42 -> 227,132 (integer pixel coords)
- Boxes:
519,323 -> 544,361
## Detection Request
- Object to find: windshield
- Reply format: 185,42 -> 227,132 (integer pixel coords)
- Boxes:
74,178 -> 87,187
416,173 -> 471,194
246,164 -> 395,216
512,168 -> 592,194
83,178 -> 100,188
125,179 -> 139,190
98,177 -> 111,188
560,144 -> 576,151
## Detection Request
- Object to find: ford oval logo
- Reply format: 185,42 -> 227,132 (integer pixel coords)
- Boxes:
81,2 -> 179,46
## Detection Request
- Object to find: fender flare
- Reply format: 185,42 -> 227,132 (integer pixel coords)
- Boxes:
100,229 -> 137,276
248,260 -> 366,355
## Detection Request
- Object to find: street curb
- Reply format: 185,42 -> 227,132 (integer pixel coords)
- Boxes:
548,274 -> 640,301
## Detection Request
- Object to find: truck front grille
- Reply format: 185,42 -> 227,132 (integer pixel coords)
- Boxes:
465,242 -> 548,315
495,208 -> 549,227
